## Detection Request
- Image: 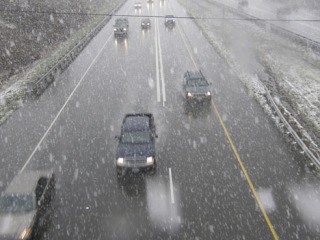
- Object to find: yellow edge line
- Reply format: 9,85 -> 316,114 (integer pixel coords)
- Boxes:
211,103 -> 279,240
170,3 -> 279,239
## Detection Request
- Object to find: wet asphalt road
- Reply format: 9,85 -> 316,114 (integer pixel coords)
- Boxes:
1,0 -> 320,239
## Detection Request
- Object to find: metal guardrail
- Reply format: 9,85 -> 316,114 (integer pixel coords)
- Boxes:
265,87 -> 320,170
208,0 -> 320,54
202,0 -> 320,170
26,1 -> 126,97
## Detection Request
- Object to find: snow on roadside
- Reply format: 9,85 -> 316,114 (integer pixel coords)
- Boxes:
0,17 -> 16,29
257,43 -> 320,137
0,0 -> 124,125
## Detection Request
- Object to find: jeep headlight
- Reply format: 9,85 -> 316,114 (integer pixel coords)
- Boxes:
123,28 -> 127,31
114,28 -> 117,31
146,157 -> 154,165
187,92 -> 193,97
19,227 -> 32,239
205,91 -> 211,96
117,158 -> 125,166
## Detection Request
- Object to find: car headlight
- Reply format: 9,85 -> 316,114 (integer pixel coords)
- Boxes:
114,28 -> 117,31
187,92 -> 193,97
123,28 -> 126,31
19,228 -> 32,239
205,91 -> 211,96
142,23 -> 145,25
146,157 -> 154,165
117,158 -> 125,166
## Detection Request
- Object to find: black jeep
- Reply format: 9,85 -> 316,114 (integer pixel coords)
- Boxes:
115,113 -> 157,176
113,18 -> 129,38
164,15 -> 175,28
141,18 -> 151,29
183,70 -> 212,106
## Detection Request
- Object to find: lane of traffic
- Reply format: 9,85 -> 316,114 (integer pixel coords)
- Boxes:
146,1 -> 276,238
29,2 -> 178,239
168,0 -> 320,238
0,0 -> 135,191
1,0 -> 319,239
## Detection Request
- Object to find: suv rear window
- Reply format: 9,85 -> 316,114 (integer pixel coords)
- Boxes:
187,78 -> 207,86
123,116 -> 149,132
122,131 -> 151,144
0,194 -> 34,214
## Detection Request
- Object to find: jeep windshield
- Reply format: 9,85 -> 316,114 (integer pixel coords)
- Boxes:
187,78 -> 208,87
121,131 -> 151,144
0,195 -> 34,214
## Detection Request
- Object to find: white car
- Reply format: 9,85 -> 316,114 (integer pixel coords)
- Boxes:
0,170 -> 55,240
134,2 -> 142,8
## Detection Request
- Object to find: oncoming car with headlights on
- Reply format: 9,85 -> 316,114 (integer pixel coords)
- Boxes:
134,2 -> 142,9
115,113 -> 158,176
164,15 -> 175,29
113,18 -> 129,38
0,170 -> 55,240
141,18 -> 151,29
183,70 -> 212,106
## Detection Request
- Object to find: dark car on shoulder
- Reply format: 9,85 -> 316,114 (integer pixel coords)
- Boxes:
0,170 -> 55,240
183,70 -> 212,106
115,113 -> 158,176
164,15 -> 175,28
238,0 -> 248,8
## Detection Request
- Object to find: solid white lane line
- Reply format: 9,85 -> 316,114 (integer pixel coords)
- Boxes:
155,17 -> 161,102
157,18 -> 166,106
169,167 -> 175,204
19,33 -> 114,174
18,5 -> 135,174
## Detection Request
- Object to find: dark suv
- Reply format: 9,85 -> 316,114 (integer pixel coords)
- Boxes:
183,70 -> 212,105
0,170 -> 55,240
113,18 -> 129,38
115,113 -> 157,176
164,15 -> 175,28
141,18 -> 151,29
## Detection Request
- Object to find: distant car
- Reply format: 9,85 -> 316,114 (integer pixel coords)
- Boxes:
134,2 -> 142,9
141,18 -> 151,29
113,18 -> 129,38
276,7 -> 293,18
0,170 -> 55,240
115,113 -> 157,176
183,70 -> 212,105
238,0 -> 248,7
164,15 -> 175,28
